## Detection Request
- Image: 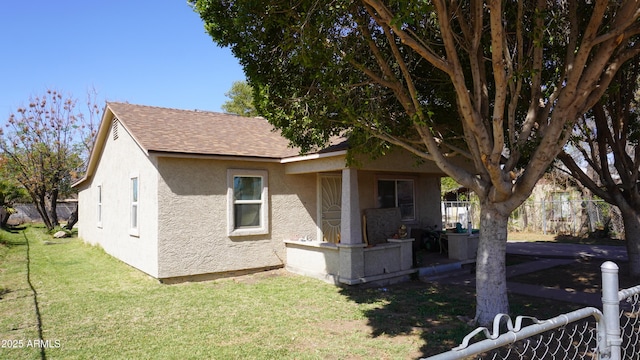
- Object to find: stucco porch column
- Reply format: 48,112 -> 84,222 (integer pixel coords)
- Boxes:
340,167 -> 362,244
337,168 -> 365,284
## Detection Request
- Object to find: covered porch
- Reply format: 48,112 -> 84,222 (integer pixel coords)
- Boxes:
282,148 -> 477,286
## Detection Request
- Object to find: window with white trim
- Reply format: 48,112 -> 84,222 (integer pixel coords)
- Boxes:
376,177 -> 416,221
130,174 -> 139,236
227,169 -> 268,236
97,184 -> 102,228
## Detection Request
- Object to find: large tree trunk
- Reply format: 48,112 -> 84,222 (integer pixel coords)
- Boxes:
0,207 -> 9,228
34,193 -> 54,231
48,190 -> 60,227
620,207 -> 640,277
65,206 -> 78,230
475,202 -> 510,326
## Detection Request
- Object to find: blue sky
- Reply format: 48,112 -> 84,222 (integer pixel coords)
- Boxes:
0,1 -> 245,122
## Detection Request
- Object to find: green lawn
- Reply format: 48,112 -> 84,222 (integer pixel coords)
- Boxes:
0,226 -> 582,359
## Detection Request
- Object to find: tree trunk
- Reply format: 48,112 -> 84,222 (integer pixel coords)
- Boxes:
34,193 -> 54,231
48,190 -> 60,227
65,206 -> 78,230
621,207 -> 640,277
0,207 -> 9,229
475,202 -> 510,326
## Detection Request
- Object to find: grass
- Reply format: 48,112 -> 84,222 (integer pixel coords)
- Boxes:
0,226 -> 595,359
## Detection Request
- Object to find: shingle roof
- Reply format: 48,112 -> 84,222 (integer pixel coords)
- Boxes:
107,102 -> 305,159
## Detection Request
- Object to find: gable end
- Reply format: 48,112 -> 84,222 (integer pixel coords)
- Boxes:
112,117 -> 120,141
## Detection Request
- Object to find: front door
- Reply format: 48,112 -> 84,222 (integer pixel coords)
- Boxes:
319,175 -> 341,243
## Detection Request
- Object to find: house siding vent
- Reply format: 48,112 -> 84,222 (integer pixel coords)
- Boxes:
112,118 -> 119,140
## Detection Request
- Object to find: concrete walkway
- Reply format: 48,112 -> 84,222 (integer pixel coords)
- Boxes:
505,241 -> 628,262
423,241 -> 631,308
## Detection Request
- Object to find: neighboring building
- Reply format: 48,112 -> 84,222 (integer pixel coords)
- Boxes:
74,102 -> 467,285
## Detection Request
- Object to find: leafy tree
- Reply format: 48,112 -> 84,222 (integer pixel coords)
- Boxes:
558,56 -> 640,276
0,89 -> 98,231
221,80 -> 258,116
192,0 -> 640,324
0,157 -> 28,228
441,177 -> 461,197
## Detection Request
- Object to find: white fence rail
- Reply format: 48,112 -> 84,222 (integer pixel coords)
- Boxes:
422,261 -> 640,360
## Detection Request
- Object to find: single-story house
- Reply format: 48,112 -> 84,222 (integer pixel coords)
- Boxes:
74,102 -> 470,285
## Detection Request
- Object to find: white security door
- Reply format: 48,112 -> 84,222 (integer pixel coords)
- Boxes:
320,175 -> 342,243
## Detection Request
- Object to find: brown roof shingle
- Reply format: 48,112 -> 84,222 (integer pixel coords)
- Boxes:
107,102 -> 303,159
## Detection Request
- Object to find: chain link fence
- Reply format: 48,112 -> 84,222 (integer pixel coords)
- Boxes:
619,285 -> 640,359
442,199 -> 623,238
423,262 -> 640,360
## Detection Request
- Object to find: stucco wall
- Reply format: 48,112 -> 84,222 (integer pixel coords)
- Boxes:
284,241 -> 340,283
77,120 -> 159,277
155,157 -> 318,279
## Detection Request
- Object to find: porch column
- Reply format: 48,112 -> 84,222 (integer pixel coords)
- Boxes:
340,168 -> 362,244
338,168 -> 365,285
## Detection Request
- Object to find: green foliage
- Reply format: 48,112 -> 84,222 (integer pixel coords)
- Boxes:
0,177 -> 28,206
189,0 -> 637,181
0,167 -> 29,228
441,177 -> 461,196
192,0 -> 459,155
221,80 -> 258,116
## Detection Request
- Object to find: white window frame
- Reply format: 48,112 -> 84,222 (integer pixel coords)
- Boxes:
96,184 -> 103,228
375,175 -> 417,221
130,173 -> 139,237
227,169 -> 269,236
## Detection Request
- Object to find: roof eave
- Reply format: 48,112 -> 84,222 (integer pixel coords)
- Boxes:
72,104 -> 116,188
280,149 -> 348,163
148,150 -> 283,163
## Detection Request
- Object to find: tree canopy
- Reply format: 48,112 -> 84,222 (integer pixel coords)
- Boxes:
0,89 -> 99,231
0,158 -> 28,228
221,80 -> 258,117
192,0 -> 640,324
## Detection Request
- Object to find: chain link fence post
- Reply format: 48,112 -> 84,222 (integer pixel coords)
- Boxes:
601,261 -> 622,360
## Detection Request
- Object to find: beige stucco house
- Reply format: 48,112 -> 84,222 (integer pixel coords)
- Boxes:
74,102 -> 459,285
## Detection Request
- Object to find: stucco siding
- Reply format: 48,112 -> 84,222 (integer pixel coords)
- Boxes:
77,121 -> 159,277
355,147 -> 474,174
156,157 -> 318,279
73,102 -> 453,285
